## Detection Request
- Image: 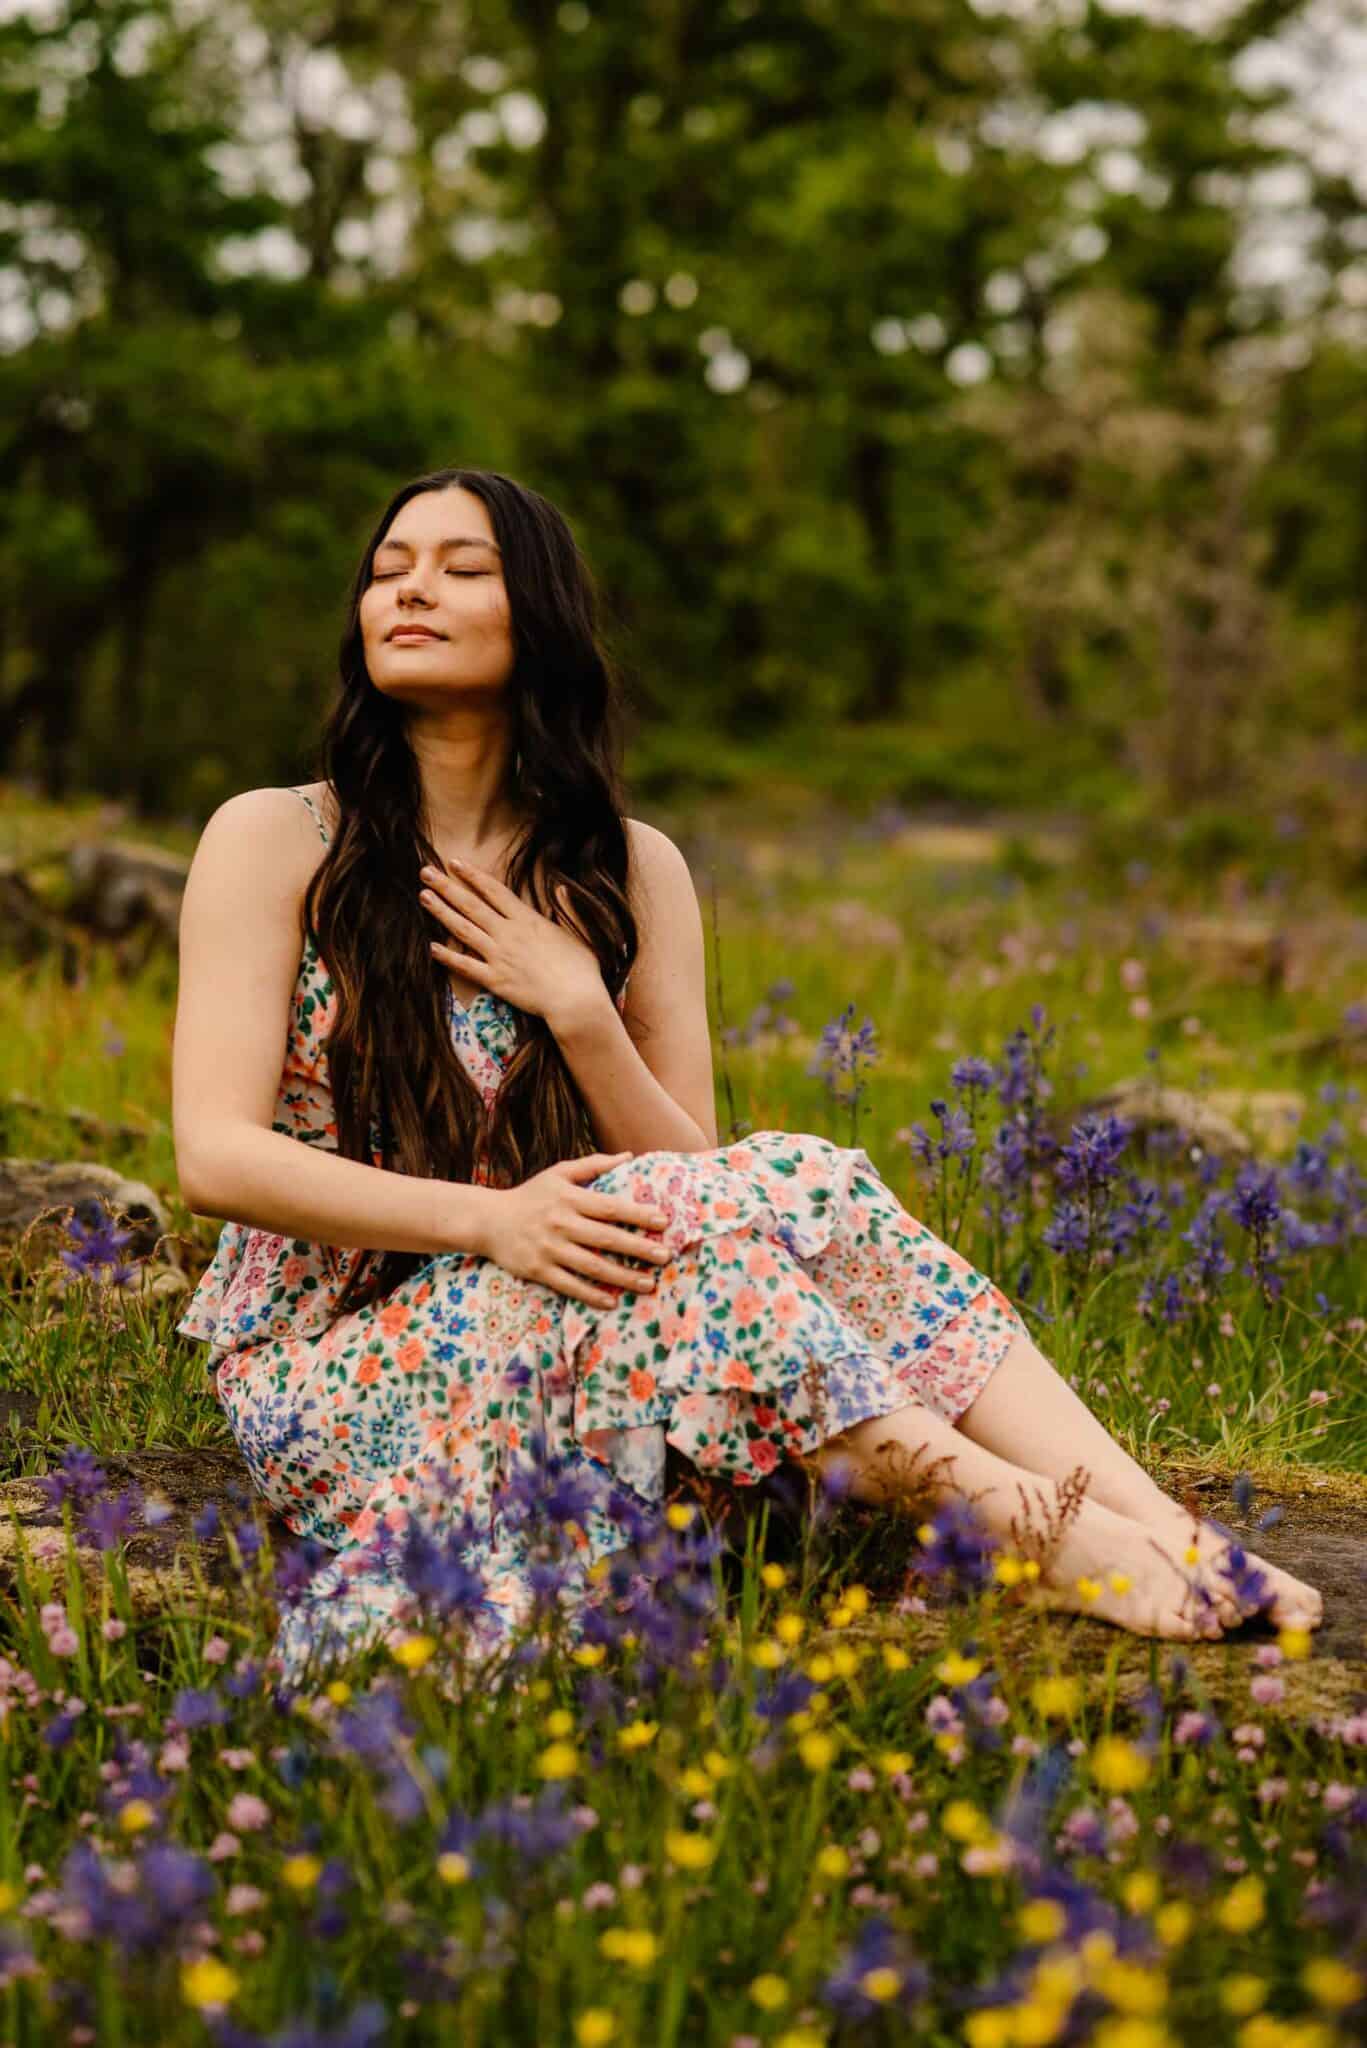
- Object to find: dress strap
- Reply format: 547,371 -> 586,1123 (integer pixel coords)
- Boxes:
287,786 -> 332,846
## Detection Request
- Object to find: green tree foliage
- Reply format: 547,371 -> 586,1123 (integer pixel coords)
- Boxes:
0,0 -> 1363,818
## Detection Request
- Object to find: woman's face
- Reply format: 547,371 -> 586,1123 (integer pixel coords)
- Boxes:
359,484 -> 515,706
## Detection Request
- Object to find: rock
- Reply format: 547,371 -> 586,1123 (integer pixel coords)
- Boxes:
0,856 -> 73,963
1170,916 -> 1288,991
0,1157 -> 188,1296
0,1445 -> 295,1619
1072,1079 -> 1308,1161
1071,1080 -> 1259,1159
64,838 -> 187,947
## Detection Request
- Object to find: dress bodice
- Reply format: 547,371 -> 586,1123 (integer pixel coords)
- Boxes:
177,785 -> 602,1354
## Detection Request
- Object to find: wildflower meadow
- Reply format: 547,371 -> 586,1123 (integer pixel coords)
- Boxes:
1,797 -> 1364,2048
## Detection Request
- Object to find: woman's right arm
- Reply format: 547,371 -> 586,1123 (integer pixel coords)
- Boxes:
171,789 -> 498,1256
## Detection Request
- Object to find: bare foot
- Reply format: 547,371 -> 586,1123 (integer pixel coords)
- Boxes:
1024,1495 -> 1235,1640
1141,1506 -> 1323,1634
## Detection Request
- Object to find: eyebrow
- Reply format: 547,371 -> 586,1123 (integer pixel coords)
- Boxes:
374,534 -> 501,555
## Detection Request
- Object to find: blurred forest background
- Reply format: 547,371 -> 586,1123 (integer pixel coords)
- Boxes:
2,0 -> 1367,876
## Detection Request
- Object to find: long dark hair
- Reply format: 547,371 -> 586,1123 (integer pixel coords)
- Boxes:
301,467 -> 638,1328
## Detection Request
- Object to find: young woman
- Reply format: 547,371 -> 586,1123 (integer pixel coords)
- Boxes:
171,467 -> 1322,1687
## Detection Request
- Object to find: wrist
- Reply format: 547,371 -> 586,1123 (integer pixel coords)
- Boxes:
435,1180 -> 503,1260
547,981 -> 617,1044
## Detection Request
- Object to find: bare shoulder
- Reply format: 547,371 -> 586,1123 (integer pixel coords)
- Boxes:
623,816 -> 694,892
185,787 -> 331,932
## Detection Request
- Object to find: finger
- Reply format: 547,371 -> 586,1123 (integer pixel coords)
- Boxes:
450,855 -> 523,914
429,943 -> 493,979
578,1189 -> 669,1230
422,897 -> 490,948
560,1246 -> 660,1292
424,867 -> 499,933
545,1264 -> 620,1310
557,1152 -> 634,1181
584,1222 -> 673,1265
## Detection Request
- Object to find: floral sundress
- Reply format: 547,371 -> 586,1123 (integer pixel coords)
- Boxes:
176,786 -> 1027,1684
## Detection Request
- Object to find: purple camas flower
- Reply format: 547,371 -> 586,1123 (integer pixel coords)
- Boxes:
77,1490 -> 143,1548
950,1056 -> 997,1097
168,1687 -> 229,1732
807,1001 -> 880,1103
1055,1114 -> 1131,1194
60,1206 -> 136,1286
1232,1163 -> 1281,1234
35,1446 -> 108,1510
915,1497 -> 999,1596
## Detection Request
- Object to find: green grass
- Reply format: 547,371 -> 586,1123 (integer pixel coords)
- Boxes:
0,786 -> 1364,2046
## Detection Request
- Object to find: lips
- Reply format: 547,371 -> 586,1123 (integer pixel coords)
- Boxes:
389,626 -> 443,641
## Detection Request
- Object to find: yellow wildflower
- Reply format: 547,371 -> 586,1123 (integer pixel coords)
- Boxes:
882,1643 -> 910,1672
1031,1675 -> 1081,1719
773,2031 -> 825,2048
572,1644 -> 606,1668
677,1767 -> 712,1799
325,1680 -> 351,1706
805,1652 -> 835,1683
703,1749 -> 733,1780
1018,1897 -> 1066,1943
1277,1626 -> 1312,1661
775,1612 -> 805,1645
180,1958 -> 239,2010
1302,1957 -> 1364,2010
859,1967 -> 901,2002
750,1638 -> 785,1670
391,1633 -> 436,1671
281,1854 -> 323,1893
1108,1572 -> 1132,1594
760,1562 -> 788,1590
0,1883 -> 20,1915
1094,1961 -> 1167,2015
436,1852 -> 470,1885
843,1584 -> 870,1615
876,1748 -> 912,1777
117,1800 -> 156,1836
750,1973 -> 789,2010
664,1829 -> 716,1872
665,1502 -> 696,1530
1153,1902 -> 1192,1948
941,1799 -> 990,1844
599,1926 -> 658,1970
574,2011 -> 617,2047
964,2011 -> 1016,2048
1121,1871 -> 1161,1915
798,1730 -> 837,1771
1215,1876 -> 1265,1934
616,1719 -> 658,1751
937,1650 -> 983,1685
544,1708 -> 574,1737
1013,1997 -> 1070,2044
994,1554 -> 1025,1585
814,1844 -> 849,1881
1089,1737 -> 1151,1793
1074,1577 -> 1103,1604
831,1643 -> 861,1678
1090,2022 -> 1173,2048
828,1604 -> 853,1629
1219,1977 -> 1268,2017
536,1741 -> 579,1781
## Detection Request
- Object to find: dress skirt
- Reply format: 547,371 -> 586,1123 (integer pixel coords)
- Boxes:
207,1131 -> 1027,1686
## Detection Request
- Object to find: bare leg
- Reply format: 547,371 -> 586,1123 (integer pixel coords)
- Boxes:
952,1328 -> 1323,1630
814,1396 -> 1235,1640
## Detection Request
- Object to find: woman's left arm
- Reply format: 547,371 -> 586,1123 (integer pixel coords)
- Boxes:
550,820 -> 719,1154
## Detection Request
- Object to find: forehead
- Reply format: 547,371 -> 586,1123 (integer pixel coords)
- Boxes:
376,486 -> 498,551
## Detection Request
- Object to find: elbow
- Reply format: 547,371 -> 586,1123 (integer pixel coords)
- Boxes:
176,1140 -> 226,1216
